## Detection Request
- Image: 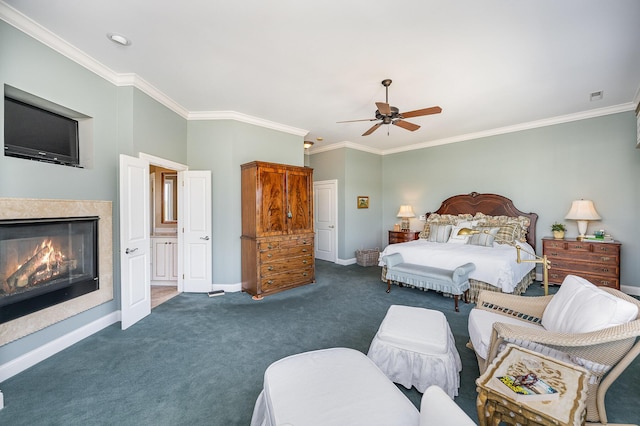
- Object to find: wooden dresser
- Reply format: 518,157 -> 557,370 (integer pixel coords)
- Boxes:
241,161 -> 314,299
542,237 -> 621,289
388,230 -> 420,244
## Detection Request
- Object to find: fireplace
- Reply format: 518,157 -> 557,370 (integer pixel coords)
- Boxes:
0,217 -> 99,324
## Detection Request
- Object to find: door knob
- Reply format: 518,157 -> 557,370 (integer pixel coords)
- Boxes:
328,225 -> 334,228
125,247 -> 138,254
200,236 -> 210,240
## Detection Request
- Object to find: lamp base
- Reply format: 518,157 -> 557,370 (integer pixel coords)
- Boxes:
401,218 -> 410,231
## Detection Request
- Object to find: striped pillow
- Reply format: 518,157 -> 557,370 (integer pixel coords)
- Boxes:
428,224 -> 453,243
468,227 -> 500,247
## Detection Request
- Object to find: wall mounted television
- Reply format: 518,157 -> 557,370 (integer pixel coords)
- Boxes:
4,96 -> 81,167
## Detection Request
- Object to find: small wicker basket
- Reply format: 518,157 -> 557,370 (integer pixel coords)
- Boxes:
355,248 -> 380,267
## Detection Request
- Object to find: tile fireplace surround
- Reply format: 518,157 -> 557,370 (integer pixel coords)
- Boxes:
0,198 -> 113,346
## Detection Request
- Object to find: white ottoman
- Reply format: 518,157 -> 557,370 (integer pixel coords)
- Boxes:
367,305 -> 462,398
250,348 -> 419,426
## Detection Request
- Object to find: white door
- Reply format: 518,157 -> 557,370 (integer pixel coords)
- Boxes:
314,180 -> 337,262
119,154 -> 151,329
179,170 -> 212,292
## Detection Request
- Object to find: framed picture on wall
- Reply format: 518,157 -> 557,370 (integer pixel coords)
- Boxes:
357,196 -> 369,209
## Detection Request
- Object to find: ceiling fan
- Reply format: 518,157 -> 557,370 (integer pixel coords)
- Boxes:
338,79 -> 442,136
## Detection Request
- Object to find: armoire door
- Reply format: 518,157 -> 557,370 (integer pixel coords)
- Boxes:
257,166 -> 287,236
286,168 -> 313,234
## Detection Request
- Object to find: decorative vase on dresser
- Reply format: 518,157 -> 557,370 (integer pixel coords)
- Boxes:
241,161 -> 315,299
542,237 -> 621,289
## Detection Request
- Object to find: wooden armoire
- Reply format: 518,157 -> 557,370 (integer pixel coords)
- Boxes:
240,161 -> 314,299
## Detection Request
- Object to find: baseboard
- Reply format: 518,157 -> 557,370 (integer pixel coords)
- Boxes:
336,257 -> 357,266
621,285 -> 640,296
211,283 -> 242,293
0,311 -> 119,383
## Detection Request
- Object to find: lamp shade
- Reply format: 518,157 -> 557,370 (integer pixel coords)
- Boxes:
565,200 -> 601,220
396,205 -> 415,218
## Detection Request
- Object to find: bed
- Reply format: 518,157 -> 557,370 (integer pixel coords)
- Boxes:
380,192 -> 539,302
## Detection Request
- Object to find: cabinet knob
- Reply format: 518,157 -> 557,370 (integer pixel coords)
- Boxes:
267,280 -> 273,285
267,253 -> 272,258
302,240 -> 307,244
302,260 -> 307,264
302,272 -> 308,277
601,257 -> 611,262
268,244 -> 273,249
602,268 -> 609,272
267,266 -> 273,271
287,211 -> 292,218
302,248 -> 307,252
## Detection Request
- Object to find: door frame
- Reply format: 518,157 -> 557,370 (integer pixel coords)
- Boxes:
139,153 -> 188,292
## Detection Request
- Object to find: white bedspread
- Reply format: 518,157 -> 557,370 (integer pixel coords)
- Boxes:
379,239 -> 536,293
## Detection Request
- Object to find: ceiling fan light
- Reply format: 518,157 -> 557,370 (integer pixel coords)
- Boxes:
303,141 -> 314,149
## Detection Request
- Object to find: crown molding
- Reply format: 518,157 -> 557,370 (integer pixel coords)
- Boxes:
307,103 -> 635,156
188,110 -> 308,136
0,2 -> 304,135
381,103 -> 635,155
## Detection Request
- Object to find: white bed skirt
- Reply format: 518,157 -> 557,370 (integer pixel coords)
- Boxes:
367,326 -> 462,397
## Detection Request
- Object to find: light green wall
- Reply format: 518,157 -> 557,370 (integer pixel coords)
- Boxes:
382,112 -> 640,288
345,149 -> 382,256
187,120 -> 304,284
0,21 -> 304,367
0,21 -> 121,361
309,148 -> 383,259
311,112 -> 639,289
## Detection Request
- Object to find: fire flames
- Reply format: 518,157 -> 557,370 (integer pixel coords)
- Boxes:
1,239 -> 75,295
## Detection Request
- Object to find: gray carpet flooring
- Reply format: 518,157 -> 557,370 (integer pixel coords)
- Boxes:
0,260 -> 638,425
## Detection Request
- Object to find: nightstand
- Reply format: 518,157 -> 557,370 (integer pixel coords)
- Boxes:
388,230 -> 420,244
542,237 -> 621,289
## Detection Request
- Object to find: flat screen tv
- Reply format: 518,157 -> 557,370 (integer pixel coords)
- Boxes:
4,96 -> 80,167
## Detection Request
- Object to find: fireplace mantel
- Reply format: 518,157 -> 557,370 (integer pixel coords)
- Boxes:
0,198 -> 113,346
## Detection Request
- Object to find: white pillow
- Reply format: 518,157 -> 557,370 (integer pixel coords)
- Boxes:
428,224 -> 453,243
447,226 -> 469,244
542,275 -> 638,333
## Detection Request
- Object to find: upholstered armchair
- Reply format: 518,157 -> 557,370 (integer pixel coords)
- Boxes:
467,275 -> 640,424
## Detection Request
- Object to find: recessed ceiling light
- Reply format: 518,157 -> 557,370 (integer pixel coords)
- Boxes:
107,33 -> 131,46
590,91 -> 603,101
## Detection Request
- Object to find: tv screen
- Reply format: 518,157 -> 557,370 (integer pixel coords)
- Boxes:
4,96 -> 80,167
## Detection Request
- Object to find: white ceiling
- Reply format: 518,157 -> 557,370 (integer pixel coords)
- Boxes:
2,0 -> 640,154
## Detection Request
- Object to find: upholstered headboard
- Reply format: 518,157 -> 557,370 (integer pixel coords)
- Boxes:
427,192 -> 538,250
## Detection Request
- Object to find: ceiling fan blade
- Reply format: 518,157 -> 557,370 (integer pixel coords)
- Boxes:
393,120 -> 420,132
400,106 -> 442,118
337,118 -> 378,123
362,122 -> 383,136
376,102 -> 391,115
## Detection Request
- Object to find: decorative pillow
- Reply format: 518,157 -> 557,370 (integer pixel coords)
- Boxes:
467,227 -> 499,247
428,224 -> 453,243
447,226 -> 469,244
420,213 -> 474,239
474,213 -> 530,242
542,275 -> 638,334
494,223 -> 520,245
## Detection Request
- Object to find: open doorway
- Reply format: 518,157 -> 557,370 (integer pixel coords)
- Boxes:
150,165 -> 178,308
141,154 -> 188,309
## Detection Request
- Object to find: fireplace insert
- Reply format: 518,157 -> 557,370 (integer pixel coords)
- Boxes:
0,217 -> 99,324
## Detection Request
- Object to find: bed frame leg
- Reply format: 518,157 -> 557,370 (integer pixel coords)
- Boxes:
386,280 -> 391,293
454,295 -> 460,312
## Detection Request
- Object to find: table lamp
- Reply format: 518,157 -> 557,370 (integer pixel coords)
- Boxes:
457,228 -> 550,296
565,199 -> 601,241
397,205 -> 415,231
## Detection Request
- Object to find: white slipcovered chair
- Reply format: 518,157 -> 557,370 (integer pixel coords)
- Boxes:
467,275 -> 640,424
250,347 -> 476,426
